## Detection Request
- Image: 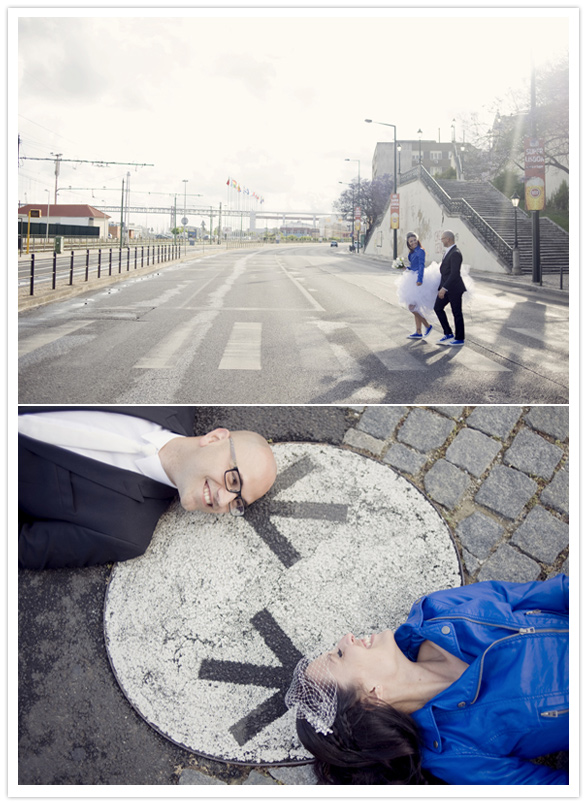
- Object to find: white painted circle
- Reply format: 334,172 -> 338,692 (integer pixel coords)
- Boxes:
104,443 -> 462,765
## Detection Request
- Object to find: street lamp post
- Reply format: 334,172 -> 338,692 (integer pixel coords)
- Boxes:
417,129 -> 422,164
45,189 -> 51,247
365,118 -> 398,258
511,193 -> 521,274
182,179 -> 188,256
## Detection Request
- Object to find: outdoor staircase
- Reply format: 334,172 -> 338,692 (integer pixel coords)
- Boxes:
434,179 -> 569,276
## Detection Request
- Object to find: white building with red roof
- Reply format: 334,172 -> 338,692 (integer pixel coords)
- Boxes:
18,204 -> 111,238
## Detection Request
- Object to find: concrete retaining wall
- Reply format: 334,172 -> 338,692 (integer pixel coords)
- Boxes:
365,178 -> 508,274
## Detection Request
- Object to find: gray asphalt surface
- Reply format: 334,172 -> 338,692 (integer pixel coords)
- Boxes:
18,244 -> 569,405
17,405 -> 570,788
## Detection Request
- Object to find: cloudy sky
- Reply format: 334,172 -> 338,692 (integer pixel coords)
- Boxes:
14,8 -> 571,229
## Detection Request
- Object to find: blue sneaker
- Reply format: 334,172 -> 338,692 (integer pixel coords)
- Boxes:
423,324 -> 433,337
448,339 -> 465,346
436,334 -> 454,344
407,332 -> 423,339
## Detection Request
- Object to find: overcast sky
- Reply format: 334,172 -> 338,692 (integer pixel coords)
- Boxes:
14,8 -> 571,229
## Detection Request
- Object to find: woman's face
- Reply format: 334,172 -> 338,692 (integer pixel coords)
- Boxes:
407,236 -> 418,250
308,630 -> 397,693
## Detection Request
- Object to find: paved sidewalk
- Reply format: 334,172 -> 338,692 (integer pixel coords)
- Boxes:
17,405 -> 569,787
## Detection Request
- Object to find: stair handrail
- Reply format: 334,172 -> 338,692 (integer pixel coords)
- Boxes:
400,165 -> 514,269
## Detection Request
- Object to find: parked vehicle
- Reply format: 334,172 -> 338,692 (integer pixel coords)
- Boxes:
330,240 -> 338,247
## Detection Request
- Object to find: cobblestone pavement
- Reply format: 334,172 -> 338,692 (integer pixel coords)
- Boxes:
175,404 -> 569,786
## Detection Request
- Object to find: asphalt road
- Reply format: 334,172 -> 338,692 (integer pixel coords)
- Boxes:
18,244 -> 569,404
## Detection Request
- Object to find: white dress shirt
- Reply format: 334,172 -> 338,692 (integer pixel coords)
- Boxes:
18,410 -> 180,488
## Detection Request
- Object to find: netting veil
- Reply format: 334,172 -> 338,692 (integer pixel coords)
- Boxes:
285,652 -> 338,735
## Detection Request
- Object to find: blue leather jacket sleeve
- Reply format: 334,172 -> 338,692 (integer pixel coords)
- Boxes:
409,574 -> 569,619
427,751 -> 569,786
409,248 -> 425,283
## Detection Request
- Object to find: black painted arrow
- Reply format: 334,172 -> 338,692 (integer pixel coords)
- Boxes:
245,455 -> 348,568
198,609 -> 303,746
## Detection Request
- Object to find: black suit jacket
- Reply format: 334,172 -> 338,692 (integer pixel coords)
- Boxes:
18,406 -> 196,570
438,246 -> 466,296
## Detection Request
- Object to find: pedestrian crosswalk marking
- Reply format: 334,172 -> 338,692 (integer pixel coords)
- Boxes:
349,324 -> 425,370
219,322 -> 262,370
18,321 -> 95,357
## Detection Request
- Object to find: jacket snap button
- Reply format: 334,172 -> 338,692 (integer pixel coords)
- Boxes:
458,701 -> 466,708
433,741 -> 439,749
441,625 -> 450,634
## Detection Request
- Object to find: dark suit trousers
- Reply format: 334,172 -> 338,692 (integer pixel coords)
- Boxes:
434,291 -> 465,341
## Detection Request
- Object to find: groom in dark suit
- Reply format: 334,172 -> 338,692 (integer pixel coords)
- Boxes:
18,406 -> 277,570
434,230 -> 467,346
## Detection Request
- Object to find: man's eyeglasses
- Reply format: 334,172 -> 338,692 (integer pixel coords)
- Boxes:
225,437 -> 245,516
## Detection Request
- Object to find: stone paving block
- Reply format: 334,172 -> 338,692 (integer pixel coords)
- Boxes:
560,557 -> 569,576
243,771 -> 280,785
358,406 -> 408,439
525,407 -> 569,441
465,406 -> 523,440
424,459 -> 470,509
383,443 -> 427,476
504,429 -> 564,480
342,428 -> 385,456
456,511 -> 504,560
397,409 -> 456,453
510,506 -> 568,565
428,405 -> 466,419
178,769 -> 227,785
461,547 -> 481,577
269,765 -> 317,785
477,544 -> 541,583
540,465 -> 569,515
445,428 -> 502,478
475,465 -> 538,520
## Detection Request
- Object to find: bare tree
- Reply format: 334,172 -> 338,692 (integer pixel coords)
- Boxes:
334,174 -> 395,238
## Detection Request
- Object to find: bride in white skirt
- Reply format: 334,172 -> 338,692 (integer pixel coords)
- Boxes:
396,232 -> 441,339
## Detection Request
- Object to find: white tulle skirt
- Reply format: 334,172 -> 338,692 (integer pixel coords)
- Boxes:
396,262 -> 441,318
396,262 -> 475,318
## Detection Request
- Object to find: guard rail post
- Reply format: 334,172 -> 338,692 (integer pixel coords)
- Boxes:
109,248 -> 113,276
69,250 -> 75,285
52,253 -> 57,289
127,246 -> 130,271
118,248 -> 122,274
97,249 -> 102,278
134,246 -> 137,270
85,249 -> 90,281
29,255 -> 35,296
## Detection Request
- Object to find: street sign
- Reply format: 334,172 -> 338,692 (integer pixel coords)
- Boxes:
181,217 -> 189,225
104,443 -> 462,765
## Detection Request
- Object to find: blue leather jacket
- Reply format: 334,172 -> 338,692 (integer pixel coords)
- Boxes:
394,575 -> 569,785
407,245 -> 425,283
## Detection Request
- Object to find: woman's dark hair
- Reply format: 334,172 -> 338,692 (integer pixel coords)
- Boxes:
296,687 -> 440,785
406,232 -> 422,251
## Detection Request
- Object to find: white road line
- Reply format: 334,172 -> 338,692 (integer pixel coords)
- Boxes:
134,317 -> 209,369
447,347 -> 512,372
508,326 -> 567,343
278,262 -> 325,312
19,321 -> 95,357
218,322 -> 262,370
349,324 -> 426,371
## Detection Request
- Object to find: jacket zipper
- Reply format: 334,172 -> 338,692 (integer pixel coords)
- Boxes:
426,615 -> 568,705
540,709 -> 569,717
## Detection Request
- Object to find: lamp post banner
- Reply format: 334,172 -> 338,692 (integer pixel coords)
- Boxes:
390,194 -> 400,229
524,137 -> 545,211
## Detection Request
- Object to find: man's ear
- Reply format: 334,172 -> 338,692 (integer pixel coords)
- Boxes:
199,427 -> 230,447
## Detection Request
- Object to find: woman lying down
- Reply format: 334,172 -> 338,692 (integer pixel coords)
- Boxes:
285,575 -> 569,785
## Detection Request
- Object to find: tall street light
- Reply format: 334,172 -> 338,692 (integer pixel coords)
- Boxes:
45,189 -> 51,246
417,129 -> 422,164
365,118 -> 398,258
345,158 -> 360,251
182,179 -> 188,255
511,193 -> 521,274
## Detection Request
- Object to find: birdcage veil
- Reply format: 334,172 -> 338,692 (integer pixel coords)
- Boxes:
285,652 -> 338,735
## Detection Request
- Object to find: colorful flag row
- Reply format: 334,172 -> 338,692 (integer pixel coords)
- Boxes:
226,177 -> 264,203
